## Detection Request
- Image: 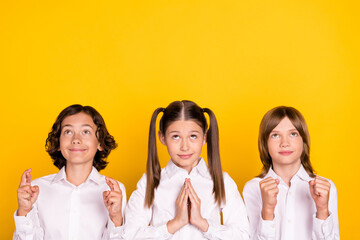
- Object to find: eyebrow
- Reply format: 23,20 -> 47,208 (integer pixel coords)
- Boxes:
168,130 -> 201,134
61,124 -> 95,129
271,128 -> 298,132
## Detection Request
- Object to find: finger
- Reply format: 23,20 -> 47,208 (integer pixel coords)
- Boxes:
260,177 -> 275,184
179,187 -> 189,207
106,177 -> 122,192
103,191 -> 110,200
18,185 -> 33,194
313,185 -> 330,196
309,180 -> 317,197
177,182 -> 186,201
187,181 -> 200,203
19,192 -> 32,199
314,177 -> 331,188
262,182 -> 279,192
20,169 -> 32,187
275,179 -> 280,185
105,177 -> 115,191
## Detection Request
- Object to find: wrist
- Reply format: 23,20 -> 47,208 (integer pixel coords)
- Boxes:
261,207 -> 275,220
110,215 -> 123,227
17,208 -> 31,216
196,217 -> 209,232
167,218 -> 186,234
316,208 -> 329,220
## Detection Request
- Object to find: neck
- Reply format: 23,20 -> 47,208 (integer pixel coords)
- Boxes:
65,163 -> 93,186
272,162 -> 301,186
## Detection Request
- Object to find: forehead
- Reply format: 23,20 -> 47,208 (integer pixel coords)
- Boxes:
166,120 -> 203,132
272,117 -> 296,131
61,112 -> 96,127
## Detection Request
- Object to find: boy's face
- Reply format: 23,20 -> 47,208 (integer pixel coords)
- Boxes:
59,112 -> 102,169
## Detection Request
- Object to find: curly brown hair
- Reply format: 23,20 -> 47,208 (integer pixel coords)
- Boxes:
45,104 -> 117,171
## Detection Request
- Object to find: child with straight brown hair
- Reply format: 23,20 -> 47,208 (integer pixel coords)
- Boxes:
243,106 -> 339,239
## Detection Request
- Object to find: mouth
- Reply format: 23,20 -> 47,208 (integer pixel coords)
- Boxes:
279,151 -> 293,156
69,149 -> 86,152
178,154 -> 193,159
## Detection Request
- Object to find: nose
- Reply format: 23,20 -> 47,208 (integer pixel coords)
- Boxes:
280,136 -> 290,148
71,132 -> 81,145
180,139 -> 189,151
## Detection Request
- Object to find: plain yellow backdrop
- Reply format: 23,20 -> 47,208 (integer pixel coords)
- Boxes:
1,0 -> 359,238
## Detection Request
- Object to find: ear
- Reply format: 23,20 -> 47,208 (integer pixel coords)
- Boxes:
203,131 -> 207,145
158,130 -> 166,145
97,144 -> 103,151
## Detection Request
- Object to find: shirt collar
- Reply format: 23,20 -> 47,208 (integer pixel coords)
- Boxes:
265,164 -> 313,183
52,166 -> 103,185
165,158 -> 212,180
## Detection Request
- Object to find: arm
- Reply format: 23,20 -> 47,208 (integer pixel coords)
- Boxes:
202,173 -> 250,240
243,178 -> 277,240
13,169 -> 44,240
122,174 -> 173,240
310,178 -> 340,240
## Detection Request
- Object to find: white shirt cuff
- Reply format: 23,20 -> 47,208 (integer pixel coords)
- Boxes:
259,217 -> 276,238
313,212 -> 334,239
14,209 -> 35,234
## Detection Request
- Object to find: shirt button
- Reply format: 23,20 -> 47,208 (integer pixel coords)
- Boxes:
289,192 -> 292,195
288,219 -> 291,223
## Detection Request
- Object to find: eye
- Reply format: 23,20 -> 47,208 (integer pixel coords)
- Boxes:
172,135 -> 180,140
64,129 -> 72,135
270,133 -> 279,138
83,130 -> 91,135
290,132 -> 299,137
190,134 -> 197,140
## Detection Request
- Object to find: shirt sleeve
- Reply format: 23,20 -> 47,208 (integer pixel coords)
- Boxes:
202,173 -> 250,240
312,180 -> 340,240
13,204 -> 44,240
103,181 -> 128,240
243,178 -> 275,240
122,174 -> 173,240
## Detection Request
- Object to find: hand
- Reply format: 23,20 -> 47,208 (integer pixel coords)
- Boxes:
103,177 -> 123,226
17,169 -> 39,216
309,176 -> 331,220
259,177 -> 279,220
167,180 -> 189,234
188,179 -> 209,232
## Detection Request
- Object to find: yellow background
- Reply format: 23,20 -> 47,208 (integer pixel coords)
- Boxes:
1,0 -> 359,238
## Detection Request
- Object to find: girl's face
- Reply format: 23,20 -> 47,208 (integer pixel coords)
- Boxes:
159,120 -> 206,173
59,112 -> 102,168
267,117 -> 303,170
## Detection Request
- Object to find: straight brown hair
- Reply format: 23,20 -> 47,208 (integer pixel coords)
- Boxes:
258,106 -> 315,178
145,100 -> 225,207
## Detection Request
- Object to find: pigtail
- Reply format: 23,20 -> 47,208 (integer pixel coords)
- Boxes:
203,108 -> 226,206
145,107 -> 164,208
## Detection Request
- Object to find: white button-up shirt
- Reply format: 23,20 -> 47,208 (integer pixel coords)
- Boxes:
13,167 -> 127,240
123,158 -> 250,239
242,165 -> 339,240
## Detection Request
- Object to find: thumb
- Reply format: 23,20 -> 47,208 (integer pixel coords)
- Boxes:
309,180 -> 316,198
30,186 -> 39,203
